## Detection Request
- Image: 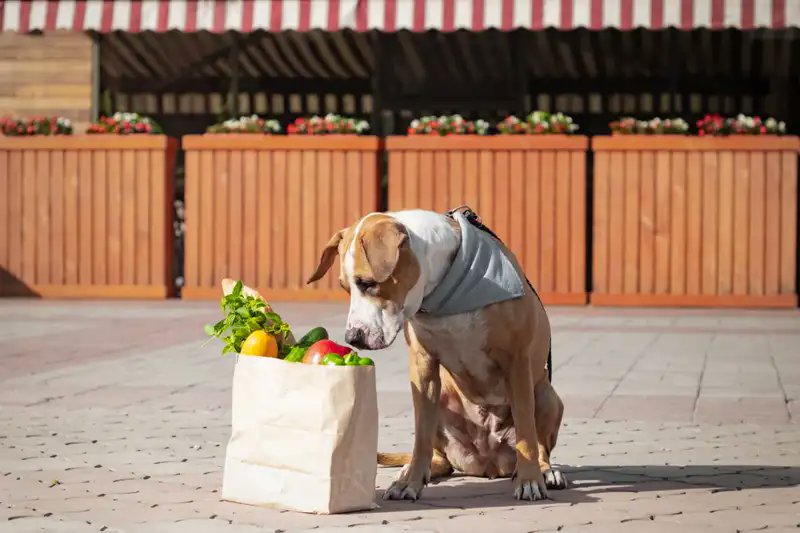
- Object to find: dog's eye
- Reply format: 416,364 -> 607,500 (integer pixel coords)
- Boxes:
355,278 -> 378,293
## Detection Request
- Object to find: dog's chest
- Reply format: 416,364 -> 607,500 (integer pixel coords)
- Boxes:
411,312 -> 507,406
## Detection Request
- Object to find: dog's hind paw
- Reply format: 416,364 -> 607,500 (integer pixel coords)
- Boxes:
543,468 -> 568,490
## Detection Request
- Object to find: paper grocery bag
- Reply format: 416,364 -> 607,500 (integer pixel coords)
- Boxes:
222,354 -> 379,514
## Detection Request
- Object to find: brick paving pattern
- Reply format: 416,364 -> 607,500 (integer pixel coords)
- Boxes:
0,301 -> 798,532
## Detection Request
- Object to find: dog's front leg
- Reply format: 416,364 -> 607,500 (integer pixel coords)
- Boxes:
384,332 -> 440,501
506,352 -> 548,501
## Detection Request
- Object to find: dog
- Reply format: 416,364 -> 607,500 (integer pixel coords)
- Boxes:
306,209 -> 566,501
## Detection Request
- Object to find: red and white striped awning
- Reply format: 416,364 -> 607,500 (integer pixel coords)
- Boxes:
2,0 -> 799,33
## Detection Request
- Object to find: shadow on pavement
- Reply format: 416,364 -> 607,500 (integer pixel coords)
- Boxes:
370,464 -> 799,512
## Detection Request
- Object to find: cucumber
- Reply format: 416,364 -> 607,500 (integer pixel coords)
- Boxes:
296,326 -> 328,348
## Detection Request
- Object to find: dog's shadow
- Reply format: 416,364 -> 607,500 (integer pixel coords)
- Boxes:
371,464 -> 799,512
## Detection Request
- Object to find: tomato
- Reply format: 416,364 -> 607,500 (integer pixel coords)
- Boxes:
302,340 -> 352,364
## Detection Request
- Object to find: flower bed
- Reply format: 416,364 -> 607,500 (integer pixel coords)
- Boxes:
1,116 -> 73,136
181,133 -> 381,300
287,114 -> 369,135
592,134 -> 798,307
0,135 -> 177,298
86,112 -> 162,135
387,130 -> 588,305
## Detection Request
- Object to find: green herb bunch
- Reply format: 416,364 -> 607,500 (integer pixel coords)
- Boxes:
204,280 -> 292,355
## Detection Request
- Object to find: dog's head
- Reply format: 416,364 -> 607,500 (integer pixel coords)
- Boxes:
307,213 -> 422,350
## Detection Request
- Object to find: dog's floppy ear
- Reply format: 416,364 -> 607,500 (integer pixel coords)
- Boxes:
358,220 -> 408,283
307,229 -> 346,284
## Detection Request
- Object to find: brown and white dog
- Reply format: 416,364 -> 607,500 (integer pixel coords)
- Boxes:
307,209 -> 566,501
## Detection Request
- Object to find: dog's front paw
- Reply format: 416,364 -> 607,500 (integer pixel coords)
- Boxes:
543,468 -> 568,490
513,474 -> 549,501
383,464 -> 428,501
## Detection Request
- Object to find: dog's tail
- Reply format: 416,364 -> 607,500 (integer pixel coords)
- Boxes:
377,452 -> 412,467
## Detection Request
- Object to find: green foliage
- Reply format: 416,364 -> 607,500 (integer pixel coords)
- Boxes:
204,280 -> 292,355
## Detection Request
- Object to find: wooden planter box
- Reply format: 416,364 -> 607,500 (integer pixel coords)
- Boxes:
387,136 -> 589,305
592,135 -> 799,308
0,136 -> 177,299
182,135 -> 381,300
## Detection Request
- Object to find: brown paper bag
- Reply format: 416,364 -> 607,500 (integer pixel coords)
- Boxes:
221,354 -> 379,514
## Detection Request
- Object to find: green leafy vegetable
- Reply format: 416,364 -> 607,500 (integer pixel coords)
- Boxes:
204,280 -> 292,355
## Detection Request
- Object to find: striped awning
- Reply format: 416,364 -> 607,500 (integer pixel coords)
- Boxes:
1,0 -> 799,33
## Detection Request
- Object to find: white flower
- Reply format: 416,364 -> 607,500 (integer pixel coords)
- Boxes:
778,121 -> 786,133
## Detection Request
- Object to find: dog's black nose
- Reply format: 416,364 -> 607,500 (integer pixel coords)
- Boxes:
345,328 -> 366,349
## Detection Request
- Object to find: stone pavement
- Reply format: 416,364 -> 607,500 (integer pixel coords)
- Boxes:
0,300 -> 798,533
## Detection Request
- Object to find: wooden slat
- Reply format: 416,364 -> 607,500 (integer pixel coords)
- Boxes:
749,152 -> 766,296
570,151 -> 585,295
228,151 -> 244,282
685,152 -> 703,295
525,151 -> 541,288
49,151 -> 64,285
670,151 -> 687,295
7,151 -> 23,278
404,151 -> 419,210
540,151 -> 557,293
623,151 -> 639,294
434,152 -> 449,214
315,150 -> 332,290
345,151 -> 361,221
301,150 -> 317,289
593,151 -> 609,293
419,151 -> 434,211
607,151 -> 624,294
509,151 -> 525,271
213,150 -> 230,285
654,151 -> 671,294
639,151 -> 655,295
479,151 -> 493,223
362,150 -> 378,213
22,151 -> 36,283
286,150 -> 302,289
35,151 -> 50,284
151,148 -> 169,289
732,152 -> 750,295
387,151 -> 403,211
330,150 -> 346,286
764,153 -> 781,295
494,150 -> 511,242
449,150 -> 465,208
135,151 -> 150,286
701,152 -> 719,295
121,151 -> 136,286
257,151 -> 272,288
717,151 -> 734,295
273,150 -> 289,289
77,150 -> 93,285
241,151 -> 257,286
199,150 -> 215,288
105,150 -> 121,285
91,151 -> 106,285
555,151 -> 571,295
464,151 -> 480,210
779,151 -> 797,293
184,150 -> 199,289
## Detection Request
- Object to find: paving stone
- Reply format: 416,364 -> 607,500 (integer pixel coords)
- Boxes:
0,302 -> 798,531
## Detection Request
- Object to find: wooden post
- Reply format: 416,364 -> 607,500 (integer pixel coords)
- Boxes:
91,33 -> 101,121
228,36 -> 240,118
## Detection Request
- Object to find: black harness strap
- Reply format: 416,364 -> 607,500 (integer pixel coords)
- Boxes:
444,206 -> 553,384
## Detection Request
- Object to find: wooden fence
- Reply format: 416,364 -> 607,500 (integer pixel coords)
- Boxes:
182,135 -> 381,300
0,136 -> 177,298
592,136 -> 799,308
386,136 -> 589,305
